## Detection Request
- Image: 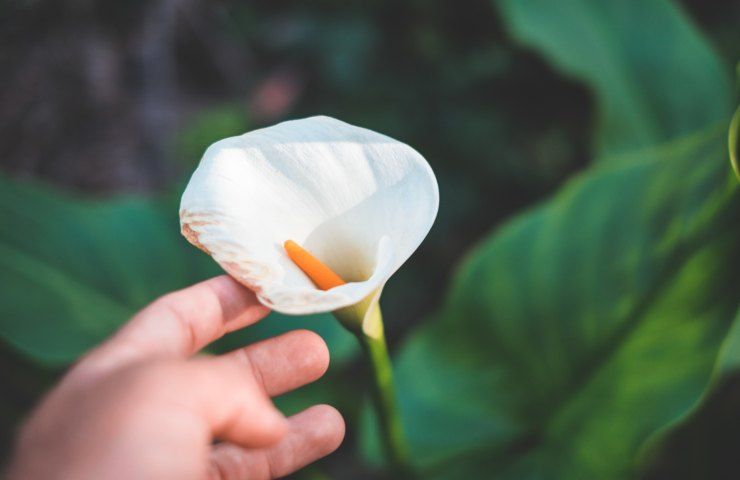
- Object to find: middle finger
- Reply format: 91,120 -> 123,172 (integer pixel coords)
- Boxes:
217,329 -> 330,397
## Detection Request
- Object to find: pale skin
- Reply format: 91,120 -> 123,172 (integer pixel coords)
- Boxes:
7,275 -> 346,480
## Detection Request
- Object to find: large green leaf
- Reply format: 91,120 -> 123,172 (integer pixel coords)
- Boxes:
636,308 -> 740,478
373,127 -> 740,478
601,114 -> 740,478
496,0 -> 732,157
0,176 -> 356,366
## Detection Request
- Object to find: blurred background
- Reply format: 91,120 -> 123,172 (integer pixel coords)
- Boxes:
1,0 -> 739,478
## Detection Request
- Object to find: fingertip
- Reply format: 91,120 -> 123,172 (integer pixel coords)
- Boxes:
216,277 -> 271,332
210,404 -> 347,479
300,404 -> 345,454
321,405 -> 346,451
293,329 -> 330,380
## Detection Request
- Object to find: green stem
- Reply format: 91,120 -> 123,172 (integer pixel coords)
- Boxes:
336,300 -> 411,475
358,324 -> 409,468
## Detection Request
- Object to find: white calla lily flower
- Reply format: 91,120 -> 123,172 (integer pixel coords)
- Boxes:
179,116 -> 439,331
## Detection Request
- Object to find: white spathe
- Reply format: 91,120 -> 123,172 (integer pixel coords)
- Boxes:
180,116 -> 439,315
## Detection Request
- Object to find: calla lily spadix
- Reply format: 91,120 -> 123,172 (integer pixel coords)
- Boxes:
179,115 -> 439,332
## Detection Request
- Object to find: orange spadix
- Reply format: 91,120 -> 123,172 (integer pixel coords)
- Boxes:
284,240 -> 346,290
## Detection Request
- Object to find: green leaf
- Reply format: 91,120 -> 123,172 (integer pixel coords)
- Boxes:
495,0 -> 732,157
730,105 -> 740,180
0,177 -> 206,363
0,175 -> 356,366
636,308 -> 740,479
374,127 -> 740,478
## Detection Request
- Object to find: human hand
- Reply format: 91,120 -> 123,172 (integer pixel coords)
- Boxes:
7,276 -> 345,480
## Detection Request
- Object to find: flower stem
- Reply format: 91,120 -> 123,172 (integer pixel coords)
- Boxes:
352,303 -> 411,476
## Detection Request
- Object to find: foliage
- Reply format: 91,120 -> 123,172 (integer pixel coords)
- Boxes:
496,0 -> 732,157
1,0 -> 739,477
638,308 -> 740,479
370,128 -> 739,478
0,175 -> 355,366
362,0 -> 740,477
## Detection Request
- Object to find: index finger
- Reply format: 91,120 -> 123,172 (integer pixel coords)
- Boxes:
79,276 -> 270,376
